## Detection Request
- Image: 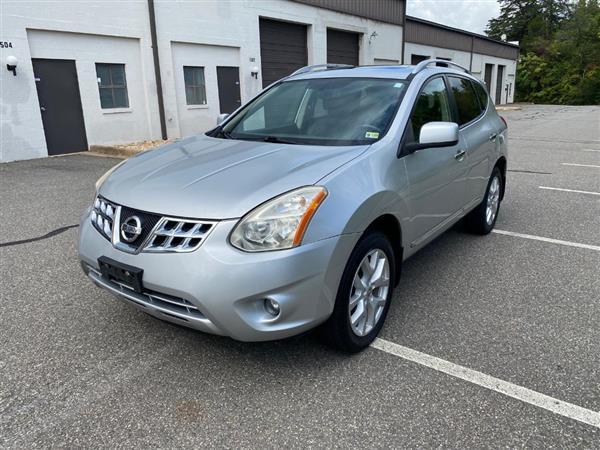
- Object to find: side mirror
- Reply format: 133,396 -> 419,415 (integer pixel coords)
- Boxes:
216,113 -> 230,126
405,122 -> 459,153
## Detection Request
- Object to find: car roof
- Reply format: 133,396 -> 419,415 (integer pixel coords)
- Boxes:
286,64 -> 479,83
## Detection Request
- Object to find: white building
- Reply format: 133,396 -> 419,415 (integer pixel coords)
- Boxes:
0,0 -> 518,162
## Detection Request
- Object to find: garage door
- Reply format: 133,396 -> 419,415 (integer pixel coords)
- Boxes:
259,19 -> 307,88
327,29 -> 359,66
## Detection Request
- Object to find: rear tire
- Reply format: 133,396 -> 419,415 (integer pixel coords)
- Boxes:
465,167 -> 503,235
321,231 -> 396,353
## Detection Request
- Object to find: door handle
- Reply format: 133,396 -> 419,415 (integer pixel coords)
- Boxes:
454,149 -> 466,161
489,133 -> 497,141
40,106 -> 46,112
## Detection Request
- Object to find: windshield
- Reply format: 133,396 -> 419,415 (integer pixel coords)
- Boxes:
216,78 -> 408,146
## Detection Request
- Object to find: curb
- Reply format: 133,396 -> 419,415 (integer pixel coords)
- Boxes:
89,145 -> 142,158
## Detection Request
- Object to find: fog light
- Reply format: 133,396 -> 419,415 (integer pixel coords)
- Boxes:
264,298 -> 280,316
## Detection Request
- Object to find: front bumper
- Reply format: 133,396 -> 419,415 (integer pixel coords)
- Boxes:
78,211 -> 356,341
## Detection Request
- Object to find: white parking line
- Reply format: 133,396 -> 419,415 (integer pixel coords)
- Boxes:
539,186 -> 600,196
492,229 -> 600,251
371,338 -> 600,429
561,163 -> 600,168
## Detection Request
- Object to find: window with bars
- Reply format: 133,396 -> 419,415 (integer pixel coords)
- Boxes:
183,66 -> 207,105
96,63 -> 129,109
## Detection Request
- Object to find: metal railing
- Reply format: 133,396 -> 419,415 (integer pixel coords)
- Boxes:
411,59 -> 470,76
290,64 -> 354,76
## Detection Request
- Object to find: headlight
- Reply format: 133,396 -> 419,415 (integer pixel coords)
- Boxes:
95,160 -> 126,191
230,186 -> 328,252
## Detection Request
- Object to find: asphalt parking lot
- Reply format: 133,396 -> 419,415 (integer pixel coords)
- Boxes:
1,104 -> 599,447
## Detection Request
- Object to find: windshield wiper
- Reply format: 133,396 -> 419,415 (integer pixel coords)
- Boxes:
262,136 -> 300,144
219,129 -> 234,139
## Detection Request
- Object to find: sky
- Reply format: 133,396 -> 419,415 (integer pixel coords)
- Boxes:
407,0 -> 501,35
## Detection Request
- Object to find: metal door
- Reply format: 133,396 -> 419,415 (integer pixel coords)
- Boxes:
495,65 -> 505,104
216,66 -> 241,114
259,18 -> 307,87
484,64 -> 493,91
32,59 -> 88,155
327,29 -> 359,66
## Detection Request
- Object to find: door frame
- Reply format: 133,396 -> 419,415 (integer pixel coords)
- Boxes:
32,58 -> 88,155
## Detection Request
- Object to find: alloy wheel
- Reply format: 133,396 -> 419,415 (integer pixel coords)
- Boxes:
348,249 -> 390,337
486,176 -> 501,225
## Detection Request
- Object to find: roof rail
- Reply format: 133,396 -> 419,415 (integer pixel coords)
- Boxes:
411,59 -> 470,76
290,64 -> 354,76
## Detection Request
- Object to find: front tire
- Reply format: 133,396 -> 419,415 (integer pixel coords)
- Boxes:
465,167 -> 503,235
321,231 -> 396,353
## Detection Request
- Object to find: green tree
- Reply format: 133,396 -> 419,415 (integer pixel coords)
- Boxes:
487,0 -> 600,104
486,0 -> 571,53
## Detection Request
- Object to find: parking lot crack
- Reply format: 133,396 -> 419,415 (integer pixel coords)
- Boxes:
0,224 -> 78,248
508,169 -> 552,175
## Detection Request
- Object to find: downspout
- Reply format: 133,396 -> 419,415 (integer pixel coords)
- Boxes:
469,35 -> 474,72
401,4 -> 407,64
148,0 -> 168,140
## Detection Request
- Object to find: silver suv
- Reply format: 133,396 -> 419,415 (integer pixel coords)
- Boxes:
79,60 -> 507,352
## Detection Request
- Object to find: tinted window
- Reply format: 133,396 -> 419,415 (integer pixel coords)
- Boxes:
472,81 -> 489,111
448,77 -> 481,125
95,63 -> 129,109
410,77 -> 453,141
220,78 -> 408,146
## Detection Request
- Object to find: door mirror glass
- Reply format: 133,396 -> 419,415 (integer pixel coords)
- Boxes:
216,113 -> 229,126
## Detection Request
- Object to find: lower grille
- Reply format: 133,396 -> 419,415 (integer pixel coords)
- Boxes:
87,267 -> 206,322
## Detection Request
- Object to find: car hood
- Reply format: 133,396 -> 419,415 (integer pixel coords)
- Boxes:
99,135 -> 368,219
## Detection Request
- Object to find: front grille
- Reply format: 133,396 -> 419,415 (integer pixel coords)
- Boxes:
91,197 -> 116,241
117,206 -> 162,252
91,196 -> 216,253
145,219 -> 214,252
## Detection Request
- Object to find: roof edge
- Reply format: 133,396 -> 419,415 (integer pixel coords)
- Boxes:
406,16 -> 519,49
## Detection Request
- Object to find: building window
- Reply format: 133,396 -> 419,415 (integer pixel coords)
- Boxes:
411,54 -> 430,65
96,63 -> 129,109
184,66 -> 207,105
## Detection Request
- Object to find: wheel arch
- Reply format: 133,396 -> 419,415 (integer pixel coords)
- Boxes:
363,214 -> 403,286
494,156 -> 507,200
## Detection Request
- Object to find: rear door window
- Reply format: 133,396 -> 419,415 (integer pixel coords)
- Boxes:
448,76 -> 482,126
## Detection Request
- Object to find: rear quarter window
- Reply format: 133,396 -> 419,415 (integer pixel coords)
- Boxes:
472,81 -> 489,112
448,76 -> 482,126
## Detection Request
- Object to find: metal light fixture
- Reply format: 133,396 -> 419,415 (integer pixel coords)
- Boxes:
368,31 -> 378,45
250,65 -> 259,79
6,55 -> 17,76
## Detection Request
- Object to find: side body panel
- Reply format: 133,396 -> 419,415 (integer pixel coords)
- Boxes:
308,68 -> 508,264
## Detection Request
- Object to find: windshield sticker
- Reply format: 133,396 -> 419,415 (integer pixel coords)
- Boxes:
394,83 -> 404,88
365,131 -> 380,139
